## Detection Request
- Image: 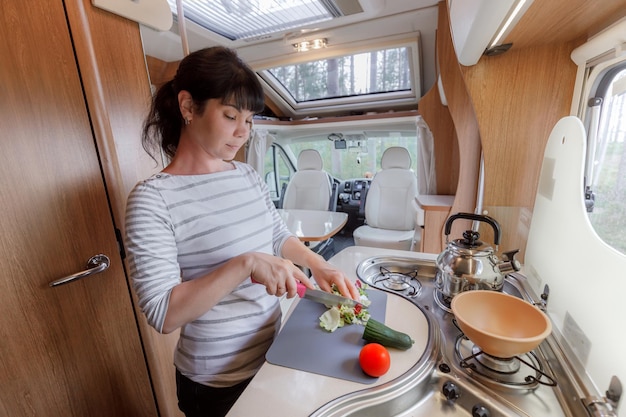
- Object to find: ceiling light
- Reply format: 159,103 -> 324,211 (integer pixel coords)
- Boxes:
293,38 -> 327,52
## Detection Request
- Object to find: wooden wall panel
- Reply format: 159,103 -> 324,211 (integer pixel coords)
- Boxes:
463,43 -> 578,208
460,39 -> 578,260
146,55 -> 179,89
505,0 -> 626,50
436,1 -> 482,241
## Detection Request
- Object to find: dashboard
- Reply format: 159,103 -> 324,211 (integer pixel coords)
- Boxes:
335,178 -> 371,231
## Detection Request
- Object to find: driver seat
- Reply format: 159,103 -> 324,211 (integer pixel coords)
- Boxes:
353,147 -> 419,251
282,149 -> 338,259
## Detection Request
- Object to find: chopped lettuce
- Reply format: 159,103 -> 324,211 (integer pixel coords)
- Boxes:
319,307 -> 342,332
318,281 -> 371,332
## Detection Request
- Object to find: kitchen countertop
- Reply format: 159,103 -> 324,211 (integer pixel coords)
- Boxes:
227,246 -> 438,417
414,194 -> 454,211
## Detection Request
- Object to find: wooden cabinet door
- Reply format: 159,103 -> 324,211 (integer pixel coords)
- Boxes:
0,1 -> 157,415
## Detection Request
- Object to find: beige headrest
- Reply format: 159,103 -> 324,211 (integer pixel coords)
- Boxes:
297,149 -> 323,170
381,147 -> 411,169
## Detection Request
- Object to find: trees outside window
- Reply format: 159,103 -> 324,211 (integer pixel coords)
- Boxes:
267,47 -> 412,102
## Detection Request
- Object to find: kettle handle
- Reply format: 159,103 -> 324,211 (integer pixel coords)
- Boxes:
444,212 -> 501,245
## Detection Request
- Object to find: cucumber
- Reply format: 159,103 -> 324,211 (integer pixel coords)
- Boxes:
362,318 -> 414,350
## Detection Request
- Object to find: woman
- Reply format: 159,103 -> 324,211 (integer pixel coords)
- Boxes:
124,46 -> 359,417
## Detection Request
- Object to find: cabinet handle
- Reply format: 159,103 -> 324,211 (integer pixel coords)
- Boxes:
49,254 -> 110,287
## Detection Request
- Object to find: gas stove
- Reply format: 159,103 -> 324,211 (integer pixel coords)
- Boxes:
310,255 -> 621,417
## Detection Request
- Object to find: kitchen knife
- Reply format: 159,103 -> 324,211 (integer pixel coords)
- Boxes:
252,279 -> 361,307
295,282 -> 362,308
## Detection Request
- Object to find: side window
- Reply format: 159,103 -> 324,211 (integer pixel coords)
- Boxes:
584,65 -> 626,255
264,143 -> 295,205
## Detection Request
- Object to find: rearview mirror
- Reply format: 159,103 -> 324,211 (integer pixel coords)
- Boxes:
334,139 -> 347,149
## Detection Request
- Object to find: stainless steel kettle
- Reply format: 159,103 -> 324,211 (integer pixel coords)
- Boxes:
435,212 -> 521,299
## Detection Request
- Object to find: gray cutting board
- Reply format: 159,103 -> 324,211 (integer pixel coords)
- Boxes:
266,288 -> 387,384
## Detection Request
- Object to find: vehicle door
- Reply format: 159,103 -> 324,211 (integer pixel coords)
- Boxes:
264,143 -> 296,207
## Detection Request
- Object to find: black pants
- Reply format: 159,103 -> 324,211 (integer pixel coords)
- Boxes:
176,369 -> 252,417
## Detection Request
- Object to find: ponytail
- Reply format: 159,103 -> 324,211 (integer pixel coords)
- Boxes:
142,79 -> 182,161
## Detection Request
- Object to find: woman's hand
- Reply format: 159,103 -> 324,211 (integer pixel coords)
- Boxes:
309,262 -> 361,301
279,236 -> 360,301
248,252 -> 311,298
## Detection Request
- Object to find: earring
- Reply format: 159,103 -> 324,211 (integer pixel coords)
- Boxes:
184,118 -> 190,125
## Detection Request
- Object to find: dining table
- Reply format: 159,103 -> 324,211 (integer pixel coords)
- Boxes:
276,208 -> 348,243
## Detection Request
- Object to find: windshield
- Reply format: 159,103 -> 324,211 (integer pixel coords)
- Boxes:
285,133 -> 418,179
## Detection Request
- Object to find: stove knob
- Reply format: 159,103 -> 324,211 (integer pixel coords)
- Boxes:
442,381 -> 460,402
472,404 -> 491,417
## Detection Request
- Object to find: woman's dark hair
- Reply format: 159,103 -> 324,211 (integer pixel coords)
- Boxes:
142,46 -> 265,160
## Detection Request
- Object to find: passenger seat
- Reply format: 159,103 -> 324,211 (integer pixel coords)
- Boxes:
353,147 -> 419,251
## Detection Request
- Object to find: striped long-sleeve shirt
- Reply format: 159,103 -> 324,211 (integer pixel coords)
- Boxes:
124,161 -> 294,387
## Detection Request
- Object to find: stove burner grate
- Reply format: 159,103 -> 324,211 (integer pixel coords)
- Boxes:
454,334 -> 557,389
433,289 -> 452,313
372,266 -> 422,297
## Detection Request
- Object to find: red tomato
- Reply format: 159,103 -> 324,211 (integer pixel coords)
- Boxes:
359,343 -> 391,377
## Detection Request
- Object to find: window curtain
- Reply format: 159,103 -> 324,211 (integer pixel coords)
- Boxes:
246,128 -> 274,175
415,115 -> 437,195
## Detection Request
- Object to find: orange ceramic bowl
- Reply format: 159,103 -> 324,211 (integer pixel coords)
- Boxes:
451,290 -> 552,358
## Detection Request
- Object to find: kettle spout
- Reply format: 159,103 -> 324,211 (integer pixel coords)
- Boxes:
498,249 -> 522,274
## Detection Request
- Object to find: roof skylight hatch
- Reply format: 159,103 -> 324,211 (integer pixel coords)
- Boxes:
257,44 -> 420,118
166,0 -> 352,41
